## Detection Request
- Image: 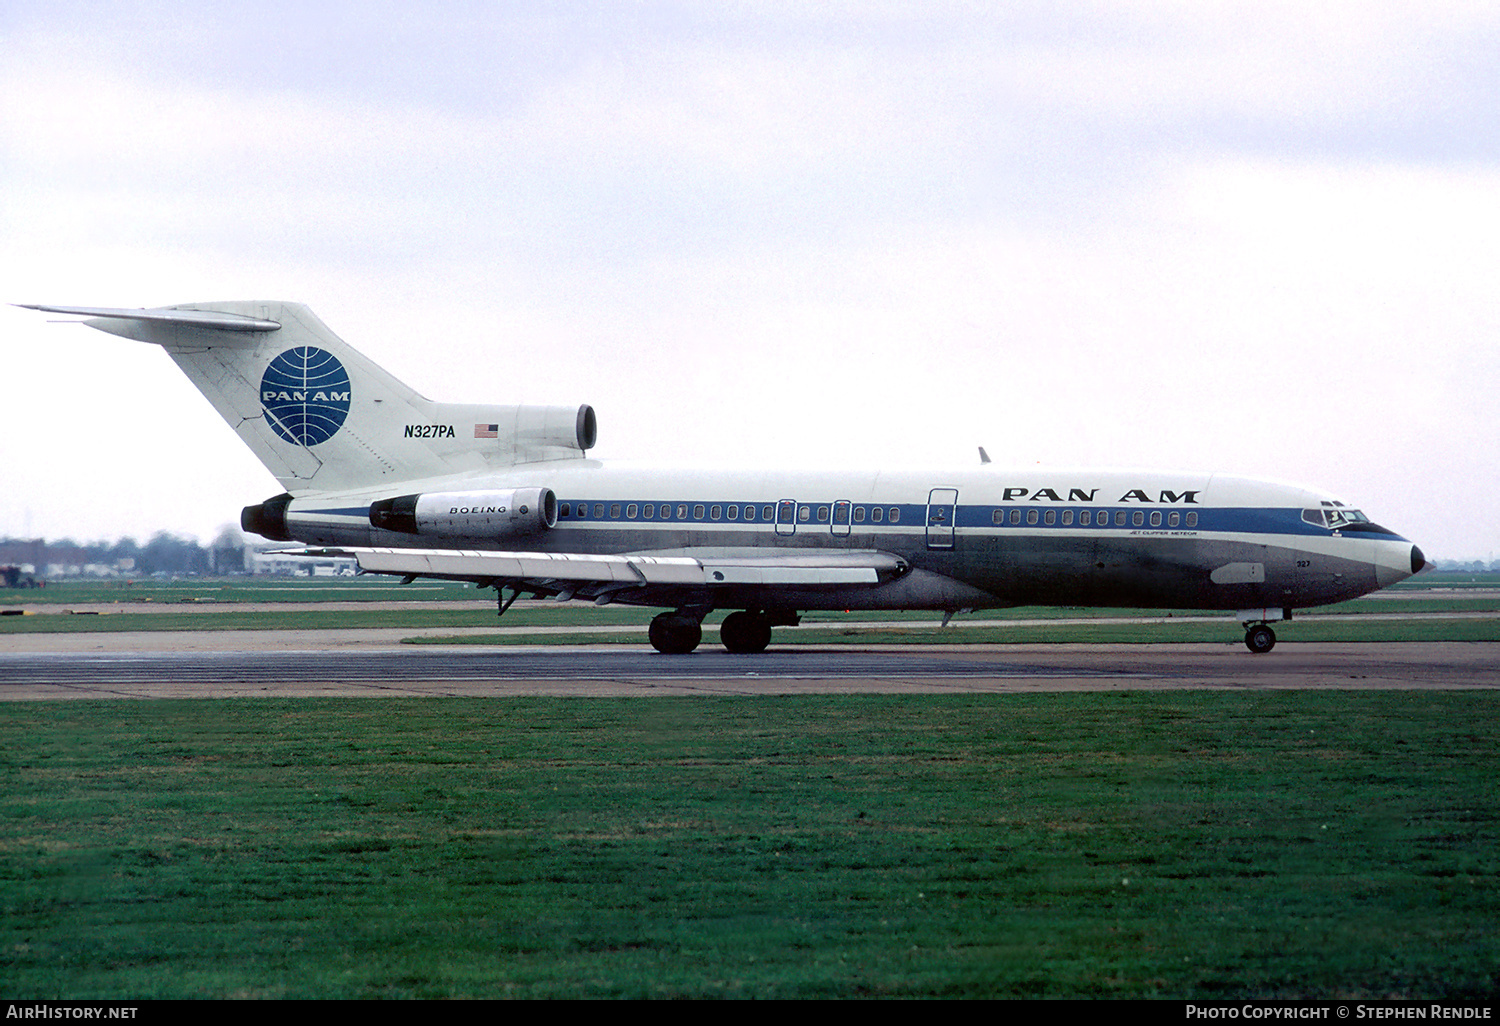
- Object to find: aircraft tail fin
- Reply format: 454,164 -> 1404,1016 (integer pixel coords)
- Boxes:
21,302 -> 595,495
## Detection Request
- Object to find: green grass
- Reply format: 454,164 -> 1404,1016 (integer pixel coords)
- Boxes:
0,605 -> 656,634
4,575 -> 1499,640
410,615 -> 1500,646
779,618 -> 1500,645
1389,572 -> 1500,590
3,694 -> 1497,998
0,576 -> 479,605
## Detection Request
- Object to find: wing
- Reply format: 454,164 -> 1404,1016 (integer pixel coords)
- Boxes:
288,546 -> 910,606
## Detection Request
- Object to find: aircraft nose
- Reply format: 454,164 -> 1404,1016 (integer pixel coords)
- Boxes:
1374,542 -> 1428,589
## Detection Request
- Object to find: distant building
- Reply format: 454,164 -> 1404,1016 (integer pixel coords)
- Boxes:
248,551 -> 357,576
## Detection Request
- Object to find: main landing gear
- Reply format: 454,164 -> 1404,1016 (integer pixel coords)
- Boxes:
719,611 -> 773,654
647,610 -> 797,654
648,612 -> 703,655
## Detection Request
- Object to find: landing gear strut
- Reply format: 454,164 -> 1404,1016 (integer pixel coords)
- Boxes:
1244,623 -> 1276,654
1238,607 -> 1291,654
648,612 -> 703,655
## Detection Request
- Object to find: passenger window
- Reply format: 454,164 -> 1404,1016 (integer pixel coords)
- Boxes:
710,505 -> 721,520
1027,509 -> 1039,525
727,505 -> 738,520
817,506 -> 829,522
855,506 -> 866,523
677,504 -> 688,519
1115,511 -> 1127,526
872,507 -> 884,523
889,508 -> 900,523
799,506 -> 810,522
1009,509 -> 1021,525
560,503 -> 571,518
762,505 -> 774,521
992,509 -> 1004,525
594,504 -> 605,518
643,504 -> 654,519
1132,511 -> 1144,527
1061,510 -> 1073,526
611,503 -> 621,518
626,504 -> 638,519
1079,510 -> 1090,526
693,504 -> 705,519
1149,511 -> 1161,527
1168,511 -> 1179,527
1044,510 -> 1056,526
1186,512 -> 1198,528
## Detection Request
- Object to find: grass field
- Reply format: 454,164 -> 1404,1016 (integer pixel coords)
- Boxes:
4,575 -> 1500,646
3,568 -> 1493,605
0,577 -> 477,605
2,692 -> 1497,999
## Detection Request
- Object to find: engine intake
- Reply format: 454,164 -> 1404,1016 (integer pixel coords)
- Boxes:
369,488 -> 557,538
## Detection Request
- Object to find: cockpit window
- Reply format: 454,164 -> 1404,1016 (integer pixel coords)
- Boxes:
1327,508 -> 1369,529
1306,508 -> 1371,529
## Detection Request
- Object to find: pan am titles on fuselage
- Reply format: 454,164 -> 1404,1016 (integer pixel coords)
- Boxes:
21,301 -> 1428,654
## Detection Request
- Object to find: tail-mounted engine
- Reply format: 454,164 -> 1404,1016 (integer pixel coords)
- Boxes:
368,488 -> 558,538
241,493 -> 294,542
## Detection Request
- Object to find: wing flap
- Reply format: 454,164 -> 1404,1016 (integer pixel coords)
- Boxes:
289,547 -> 901,588
349,547 -> 705,585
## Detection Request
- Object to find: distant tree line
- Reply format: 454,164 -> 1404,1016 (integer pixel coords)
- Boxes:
0,532 -> 224,576
1435,559 -> 1500,573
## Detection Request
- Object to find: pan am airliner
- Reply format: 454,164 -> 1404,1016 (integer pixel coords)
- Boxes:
21,301 -> 1427,654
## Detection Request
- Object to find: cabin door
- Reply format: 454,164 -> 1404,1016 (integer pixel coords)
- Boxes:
831,500 -> 852,537
926,488 -> 958,549
775,499 -> 798,537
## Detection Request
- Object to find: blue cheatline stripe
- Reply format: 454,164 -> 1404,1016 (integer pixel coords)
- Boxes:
552,502 -> 1332,538
305,498 -> 1395,541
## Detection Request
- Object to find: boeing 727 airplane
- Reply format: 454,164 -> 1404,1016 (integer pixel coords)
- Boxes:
22,301 -> 1427,654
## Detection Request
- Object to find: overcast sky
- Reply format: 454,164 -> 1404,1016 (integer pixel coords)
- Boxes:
2,1 -> 1496,559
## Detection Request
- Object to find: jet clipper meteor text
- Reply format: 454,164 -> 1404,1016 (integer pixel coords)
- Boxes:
21,301 -> 1427,653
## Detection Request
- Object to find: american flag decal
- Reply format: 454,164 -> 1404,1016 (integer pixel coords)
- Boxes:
474,423 -> 498,439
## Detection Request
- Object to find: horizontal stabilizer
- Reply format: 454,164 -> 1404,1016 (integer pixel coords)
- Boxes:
16,304 -> 281,332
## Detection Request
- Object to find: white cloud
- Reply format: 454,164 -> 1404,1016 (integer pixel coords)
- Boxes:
2,2 -> 1497,557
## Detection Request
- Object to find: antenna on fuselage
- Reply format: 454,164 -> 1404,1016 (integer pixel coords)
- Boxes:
978,446 -> 991,465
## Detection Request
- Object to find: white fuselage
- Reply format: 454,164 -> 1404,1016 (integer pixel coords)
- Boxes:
277,464 -> 1422,614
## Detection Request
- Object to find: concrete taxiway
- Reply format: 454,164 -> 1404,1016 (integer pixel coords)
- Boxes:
1,637 -> 1496,699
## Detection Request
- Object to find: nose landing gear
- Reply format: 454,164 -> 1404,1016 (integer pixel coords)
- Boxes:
1244,623 -> 1276,654
1239,607 -> 1291,654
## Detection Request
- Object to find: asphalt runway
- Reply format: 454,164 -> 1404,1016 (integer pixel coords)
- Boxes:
2,640 -> 1496,699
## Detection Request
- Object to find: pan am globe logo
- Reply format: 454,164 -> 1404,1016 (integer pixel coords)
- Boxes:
260,347 -> 352,446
